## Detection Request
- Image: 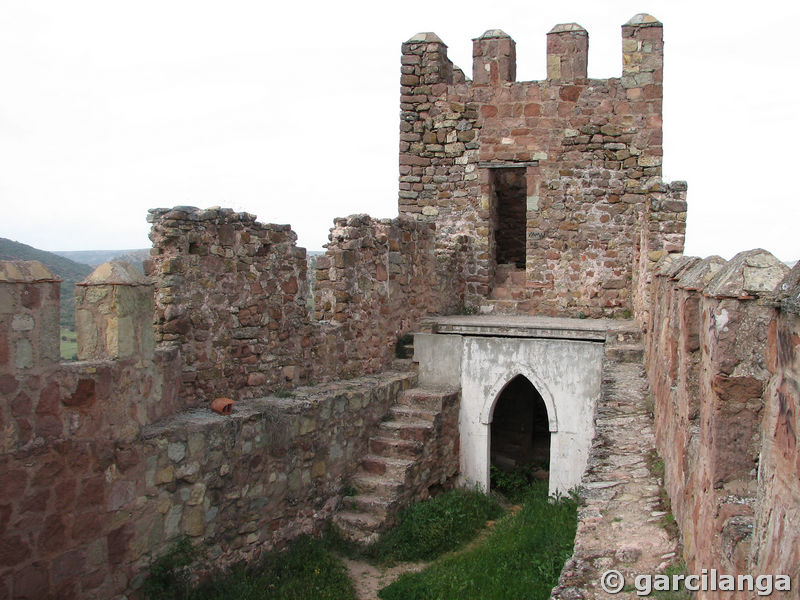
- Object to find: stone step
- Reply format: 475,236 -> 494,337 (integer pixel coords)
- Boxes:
396,387 -> 451,411
606,326 -> 642,346
605,344 -> 644,364
351,472 -> 405,496
489,286 -> 527,300
341,493 -> 396,518
334,384 -> 456,545
494,265 -> 526,285
378,418 -> 433,442
359,454 -> 414,477
480,299 -> 520,314
332,510 -> 383,544
368,435 -> 423,460
389,405 -> 437,422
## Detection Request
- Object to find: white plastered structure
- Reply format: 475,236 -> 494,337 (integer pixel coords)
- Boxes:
414,318 -> 605,496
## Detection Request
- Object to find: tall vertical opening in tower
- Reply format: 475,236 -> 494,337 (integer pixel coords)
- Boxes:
490,374 -> 550,488
491,168 -> 527,270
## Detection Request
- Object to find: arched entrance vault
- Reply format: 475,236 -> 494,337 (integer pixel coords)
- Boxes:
481,370 -> 558,431
487,373 -> 555,490
412,331 -> 604,498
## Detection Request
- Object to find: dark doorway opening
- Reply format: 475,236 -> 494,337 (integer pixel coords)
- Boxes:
492,168 -> 527,269
490,375 -> 550,489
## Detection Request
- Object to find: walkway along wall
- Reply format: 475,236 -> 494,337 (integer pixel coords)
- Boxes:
642,250 -> 800,593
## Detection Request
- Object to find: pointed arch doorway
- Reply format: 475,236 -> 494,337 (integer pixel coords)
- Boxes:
490,375 -> 551,487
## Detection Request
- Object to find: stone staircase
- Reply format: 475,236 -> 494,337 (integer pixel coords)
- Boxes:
482,264 -> 531,314
604,321 -> 645,364
332,386 -> 460,544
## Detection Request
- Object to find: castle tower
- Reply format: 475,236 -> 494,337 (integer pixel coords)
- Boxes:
397,14 -> 681,317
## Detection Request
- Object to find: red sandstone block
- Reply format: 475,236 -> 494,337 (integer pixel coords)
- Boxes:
9,391 -> 29,416
11,560 -> 49,597
0,331 -> 8,366
38,513 -> 68,555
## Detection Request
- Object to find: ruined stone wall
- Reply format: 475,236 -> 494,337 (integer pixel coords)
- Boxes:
147,208 -> 468,403
314,214 -> 464,378
399,15 -> 685,316
147,207 -> 314,403
644,251 -> 800,591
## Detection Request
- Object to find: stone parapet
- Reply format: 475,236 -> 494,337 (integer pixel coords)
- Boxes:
643,249 -> 797,585
547,23 -> 588,81
473,29 -> 516,86
0,260 -> 61,374
75,262 -> 154,361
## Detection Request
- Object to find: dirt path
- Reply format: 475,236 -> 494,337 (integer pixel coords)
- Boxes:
341,556 -> 428,600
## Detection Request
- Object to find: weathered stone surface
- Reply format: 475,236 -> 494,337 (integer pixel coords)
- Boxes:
643,248 -> 799,585
704,249 -> 790,298
776,261 -> 800,314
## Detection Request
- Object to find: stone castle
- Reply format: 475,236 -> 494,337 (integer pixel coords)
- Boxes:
1,14 -> 798,599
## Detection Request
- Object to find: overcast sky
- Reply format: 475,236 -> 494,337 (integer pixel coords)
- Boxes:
0,1 -> 797,262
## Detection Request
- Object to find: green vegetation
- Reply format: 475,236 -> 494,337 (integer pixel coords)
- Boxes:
142,485 -> 576,600
360,488 -> 502,564
378,481 -> 578,600
454,303 -> 479,316
490,463 -> 548,503
652,562 -> 693,599
645,449 -> 679,538
60,327 -> 78,361
143,536 -> 356,600
142,536 -> 198,600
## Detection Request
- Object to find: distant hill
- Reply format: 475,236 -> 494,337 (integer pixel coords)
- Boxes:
53,248 -> 150,271
0,238 -> 94,329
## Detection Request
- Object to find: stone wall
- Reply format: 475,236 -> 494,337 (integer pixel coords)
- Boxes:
147,207 -> 314,403
0,257 -> 432,599
314,214 -> 463,378
751,264 -> 800,582
147,208 -> 468,403
0,260 -> 181,599
1,198 -> 472,598
643,250 -> 800,591
398,15 -> 685,316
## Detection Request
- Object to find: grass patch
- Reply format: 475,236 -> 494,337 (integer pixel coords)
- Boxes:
143,536 -> 356,600
378,481 -> 577,600
652,562 -> 693,599
645,449 -> 679,538
329,488 -> 503,565
490,463 -> 548,503
60,327 -> 78,361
